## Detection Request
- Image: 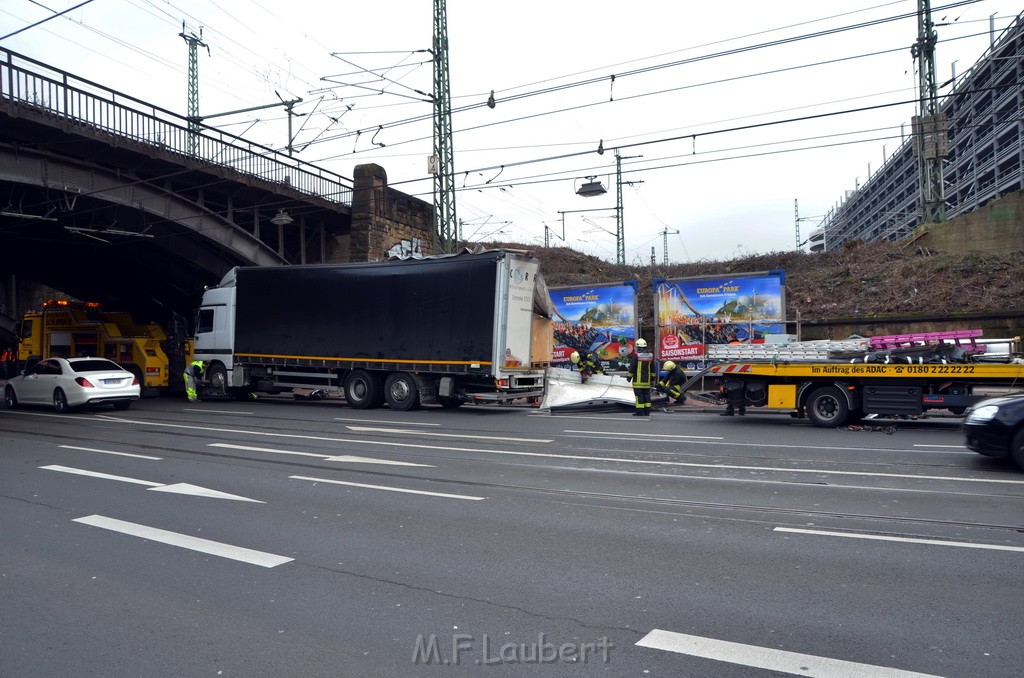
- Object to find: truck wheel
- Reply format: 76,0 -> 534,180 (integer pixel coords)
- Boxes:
345,370 -> 383,409
4,385 -> 17,409
124,364 -> 146,394
1011,429 -> 1024,472
384,372 -> 420,411
805,386 -> 849,428
206,363 -> 228,398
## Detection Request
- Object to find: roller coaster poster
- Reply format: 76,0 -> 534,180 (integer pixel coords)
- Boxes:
654,271 -> 786,370
549,281 -> 639,372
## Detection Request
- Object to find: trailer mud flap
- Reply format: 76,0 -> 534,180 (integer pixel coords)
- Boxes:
862,385 -> 922,415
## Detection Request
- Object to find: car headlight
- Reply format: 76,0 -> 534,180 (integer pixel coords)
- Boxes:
965,404 -> 999,423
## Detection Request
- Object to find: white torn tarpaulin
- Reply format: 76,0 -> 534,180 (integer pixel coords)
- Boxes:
538,368 -> 645,411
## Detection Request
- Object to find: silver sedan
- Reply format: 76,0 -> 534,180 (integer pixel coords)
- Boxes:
4,357 -> 140,413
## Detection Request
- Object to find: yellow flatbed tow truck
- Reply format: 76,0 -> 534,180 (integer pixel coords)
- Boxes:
683,343 -> 1024,427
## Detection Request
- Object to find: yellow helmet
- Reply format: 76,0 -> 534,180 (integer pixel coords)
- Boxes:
635,338 -> 648,349
570,351 -> 581,364
663,360 -> 676,371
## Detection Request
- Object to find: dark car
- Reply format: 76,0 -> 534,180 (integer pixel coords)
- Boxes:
963,393 -> 1024,470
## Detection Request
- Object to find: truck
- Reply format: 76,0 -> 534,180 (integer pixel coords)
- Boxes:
17,299 -> 173,395
191,249 -> 553,410
684,333 -> 1024,427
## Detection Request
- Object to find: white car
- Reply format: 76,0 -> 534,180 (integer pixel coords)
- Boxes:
4,357 -> 140,413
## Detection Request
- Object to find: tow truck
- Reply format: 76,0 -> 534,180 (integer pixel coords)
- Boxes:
682,331 -> 1024,427
18,300 -> 174,396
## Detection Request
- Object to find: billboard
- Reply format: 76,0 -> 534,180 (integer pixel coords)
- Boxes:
653,271 -> 786,369
549,281 -> 638,372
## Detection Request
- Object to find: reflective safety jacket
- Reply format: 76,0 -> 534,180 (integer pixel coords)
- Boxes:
627,350 -> 654,388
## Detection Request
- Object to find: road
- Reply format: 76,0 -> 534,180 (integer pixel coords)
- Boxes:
1,396 -> 1021,678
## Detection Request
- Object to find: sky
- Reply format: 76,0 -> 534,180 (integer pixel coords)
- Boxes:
2,0 -> 1022,264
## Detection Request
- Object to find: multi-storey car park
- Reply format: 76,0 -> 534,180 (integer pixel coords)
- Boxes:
810,12 -> 1024,251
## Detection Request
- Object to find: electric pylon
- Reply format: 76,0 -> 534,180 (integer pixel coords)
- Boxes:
431,0 -> 458,254
912,0 -> 947,224
179,22 -> 208,157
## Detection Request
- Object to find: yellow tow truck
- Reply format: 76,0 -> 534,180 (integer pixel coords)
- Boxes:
17,300 -> 173,396
687,337 -> 1024,427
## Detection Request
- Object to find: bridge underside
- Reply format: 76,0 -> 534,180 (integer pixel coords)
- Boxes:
0,113 -> 352,324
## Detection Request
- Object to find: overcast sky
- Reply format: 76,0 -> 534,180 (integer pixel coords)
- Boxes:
3,0 -> 1022,263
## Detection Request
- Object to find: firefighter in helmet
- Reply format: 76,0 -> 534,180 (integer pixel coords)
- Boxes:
570,348 -> 604,383
626,338 -> 654,416
657,360 -> 687,407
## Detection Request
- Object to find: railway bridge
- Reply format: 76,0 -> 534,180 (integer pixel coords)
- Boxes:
0,48 -> 432,341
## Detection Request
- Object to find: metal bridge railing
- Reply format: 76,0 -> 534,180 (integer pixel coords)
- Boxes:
0,47 -> 352,207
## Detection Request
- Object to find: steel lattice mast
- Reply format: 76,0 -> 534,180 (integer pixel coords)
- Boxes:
431,0 -> 458,254
179,23 -> 207,157
913,0 -> 947,224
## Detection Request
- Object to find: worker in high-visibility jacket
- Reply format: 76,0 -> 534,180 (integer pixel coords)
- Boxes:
570,348 -> 604,383
183,359 -> 205,402
657,360 -> 687,406
626,338 -> 654,417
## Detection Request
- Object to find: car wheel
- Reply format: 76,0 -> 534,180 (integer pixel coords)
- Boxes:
384,372 -> 420,411
344,370 -> 383,409
53,388 -> 71,414
805,386 -> 850,428
4,385 -> 17,409
1011,428 -> 1024,472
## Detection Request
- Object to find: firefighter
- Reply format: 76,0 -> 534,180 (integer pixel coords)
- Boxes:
183,359 -> 205,402
626,338 -> 654,416
570,348 -> 604,383
657,360 -> 687,407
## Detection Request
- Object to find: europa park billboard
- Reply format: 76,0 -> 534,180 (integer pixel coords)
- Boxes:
549,281 -> 638,372
653,271 -> 786,368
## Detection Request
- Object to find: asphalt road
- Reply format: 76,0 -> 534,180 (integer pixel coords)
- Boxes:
1,395 -> 1021,678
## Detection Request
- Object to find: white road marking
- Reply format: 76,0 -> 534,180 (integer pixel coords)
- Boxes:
636,629 -> 941,677
323,455 -> 433,467
41,465 -> 262,502
564,429 -> 722,440
774,527 -> 1024,553
184,408 -> 252,414
208,443 -> 434,466
346,426 -> 552,443
913,444 -> 966,449
59,445 -> 162,460
148,483 -> 263,502
290,475 -> 484,500
209,442 -> 331,459
96,416 -> 1021,485
73,515 -> 291,568
333,417 -> 440,426
42,465 -> 161,486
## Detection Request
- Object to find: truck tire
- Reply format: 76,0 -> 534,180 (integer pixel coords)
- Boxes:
345,370 -> 383,409
206,363 -> 228,398
124,364 -> 146,395
384,372 -> 420,411
805,386 -> 850,428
